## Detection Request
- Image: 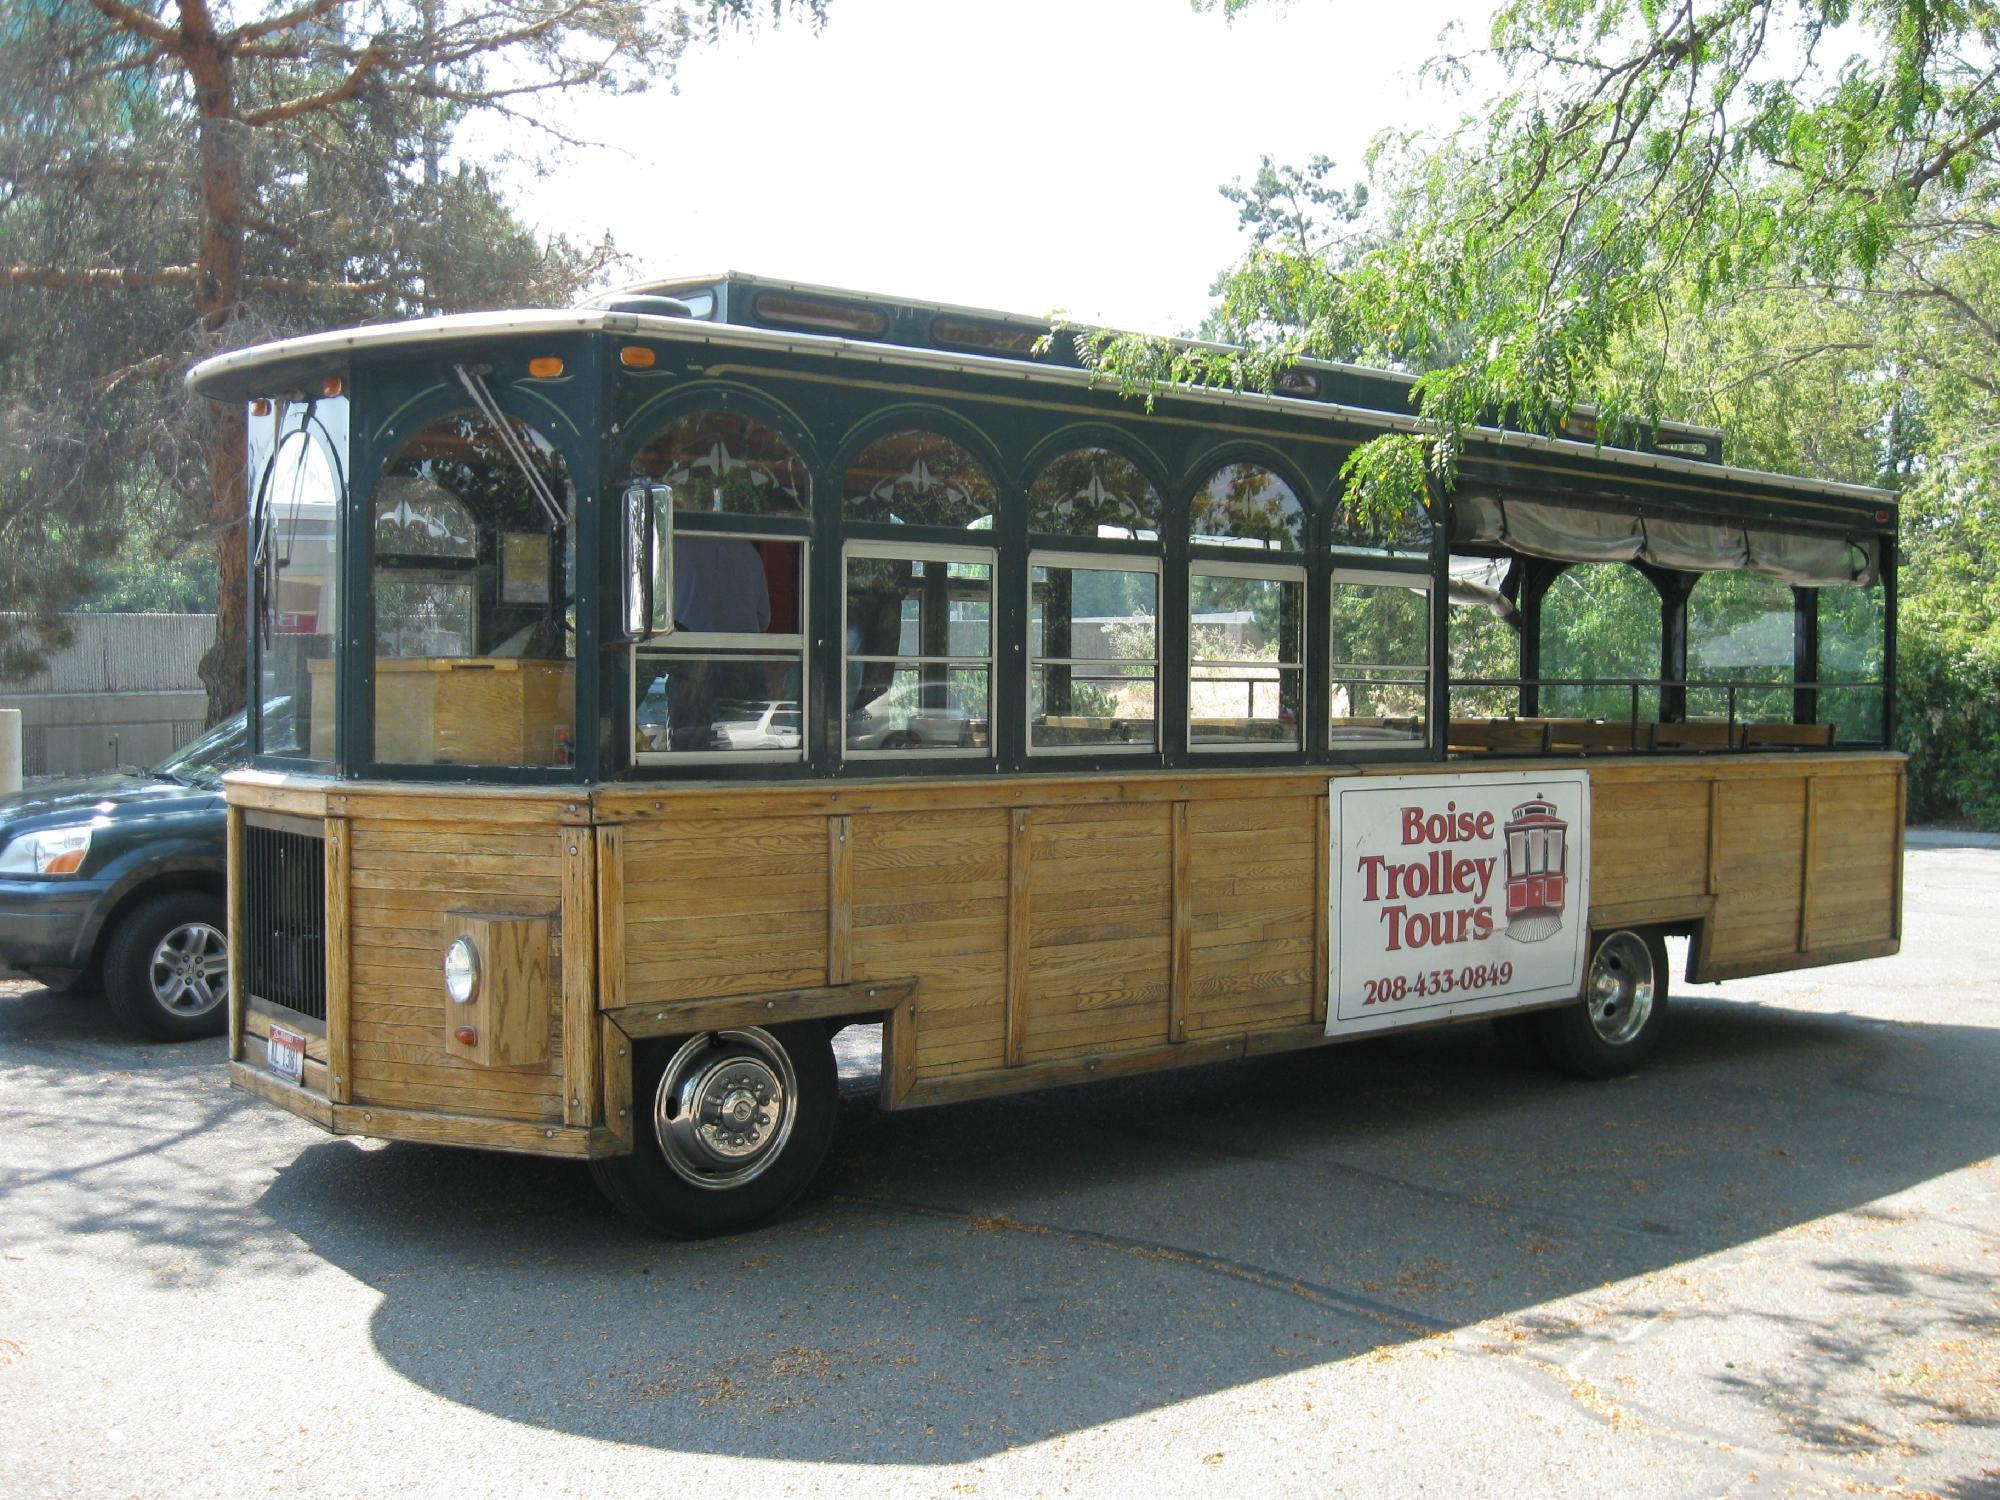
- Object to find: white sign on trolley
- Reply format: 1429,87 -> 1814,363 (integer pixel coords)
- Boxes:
1326,769 -> 1592,1036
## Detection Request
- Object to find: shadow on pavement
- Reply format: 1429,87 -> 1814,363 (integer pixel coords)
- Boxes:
224,990 -> 2000,1464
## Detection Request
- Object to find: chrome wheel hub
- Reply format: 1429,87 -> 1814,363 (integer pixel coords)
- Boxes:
148,922 -> 228,1017
1585,930 -> 1655,1046
654,1028 -> 797,1189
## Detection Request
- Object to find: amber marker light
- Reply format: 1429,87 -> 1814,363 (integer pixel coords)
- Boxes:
251,398 -> 272,416
42,845 -> 89,875
320,376 -> 344,398
619,345 -> 656,369
528,356 -> 565,378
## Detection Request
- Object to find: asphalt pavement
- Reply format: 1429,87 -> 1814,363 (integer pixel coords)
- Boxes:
1,846 -> 1995,1498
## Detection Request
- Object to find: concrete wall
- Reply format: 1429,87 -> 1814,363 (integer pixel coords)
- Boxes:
0,614 -> 216,778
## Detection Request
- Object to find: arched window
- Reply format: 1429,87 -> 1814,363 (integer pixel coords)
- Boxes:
630,408 -> 811,517
1327,486 -> 1430,554
1190,462 -> 1305,551
843,429 -> 995,529
1028,447 -> 1161,539
374,476 -> 477,559
257,412 -> 344,759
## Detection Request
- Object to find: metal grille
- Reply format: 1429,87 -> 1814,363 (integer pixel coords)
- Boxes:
242,814 -> 326,1021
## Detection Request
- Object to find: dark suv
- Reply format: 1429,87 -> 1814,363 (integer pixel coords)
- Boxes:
0,709 -> 256,1040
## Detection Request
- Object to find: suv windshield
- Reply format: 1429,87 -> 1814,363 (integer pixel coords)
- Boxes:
154,698 -> 294,787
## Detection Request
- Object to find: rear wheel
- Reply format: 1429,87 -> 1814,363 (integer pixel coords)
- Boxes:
1537,927 -> 1669,1079
103,891 -> 229,1042
589,1022 -> 836,1238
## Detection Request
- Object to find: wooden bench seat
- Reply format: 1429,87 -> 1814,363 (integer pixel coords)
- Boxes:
1448,718 -> 1550,753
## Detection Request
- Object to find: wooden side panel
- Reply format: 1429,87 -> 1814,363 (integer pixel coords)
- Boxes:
345,815 -> 565,1123
1805,771 -> 1899,951
1184,795 -> 1317,1038
1170,802 -> 1192,1043
561,834 -> 598,1126
848,809 -> 1009,1078
1019,802 -> 1173,1063
323,816 -> 352,1103
1005,810 -> 1032,1065
225,804 -> 246,1064
1590,776 -> 1711,910
620,816 -> 829,1001
595,825 -> 626,1011
827,816 -> 853,985
1707,776 -> 1808,965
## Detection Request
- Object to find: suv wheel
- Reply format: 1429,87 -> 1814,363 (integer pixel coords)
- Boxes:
104,892 -> 229,1042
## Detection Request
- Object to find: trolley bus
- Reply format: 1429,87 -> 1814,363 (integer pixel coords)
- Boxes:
190,273 -> 1903,1236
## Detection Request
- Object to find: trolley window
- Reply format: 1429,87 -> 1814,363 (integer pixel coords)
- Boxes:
1028,552 -> 1160,754
633,534 -> 808,761
844,429 -> 996,530
1190,462 -> 1305,552
1027,447 -> 1162,540
1189,559 -> 1305,751
1329,570 -> 1430,747
843,543 -> 996,757
630,408 -> 811,520
367,409 -> 576,769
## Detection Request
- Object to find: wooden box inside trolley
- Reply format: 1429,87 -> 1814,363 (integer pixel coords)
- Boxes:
189,275 -> 1903,1237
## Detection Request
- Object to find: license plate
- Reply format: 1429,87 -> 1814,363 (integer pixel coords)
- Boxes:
265,1024 -> 306,1085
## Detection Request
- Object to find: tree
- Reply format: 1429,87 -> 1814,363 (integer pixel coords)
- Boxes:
1,0 -> 822,719
1121,0 -> 2000,823
1112,1 -> 2000,529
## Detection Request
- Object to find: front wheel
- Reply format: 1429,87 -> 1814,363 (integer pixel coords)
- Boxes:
1536,928 -> 1669,1080
589,1022 -> 837,1238
103,891 -> 229,1042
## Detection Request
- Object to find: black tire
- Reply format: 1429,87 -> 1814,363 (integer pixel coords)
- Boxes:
1490,1011 -> 1550,1068
103,891 -> 230,1042
590,1021 -> 837,1238
1536,927 -> 1669,1080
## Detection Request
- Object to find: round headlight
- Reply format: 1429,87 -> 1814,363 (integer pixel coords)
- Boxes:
443,937 -> 480,1004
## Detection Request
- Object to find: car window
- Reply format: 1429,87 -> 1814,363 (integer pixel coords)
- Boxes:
155,698 -> 293,786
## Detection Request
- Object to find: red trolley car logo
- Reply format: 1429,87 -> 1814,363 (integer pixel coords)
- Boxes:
1502,796 -> 1568,943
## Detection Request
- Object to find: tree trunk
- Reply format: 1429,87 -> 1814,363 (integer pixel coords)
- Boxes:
182,0 -> 250,726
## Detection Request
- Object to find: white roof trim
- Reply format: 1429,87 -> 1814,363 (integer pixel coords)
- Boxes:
186,307 -> 1894,507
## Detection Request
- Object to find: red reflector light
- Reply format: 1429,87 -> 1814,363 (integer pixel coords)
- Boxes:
454,1026 -> 477,1046
320,377 -> 343,398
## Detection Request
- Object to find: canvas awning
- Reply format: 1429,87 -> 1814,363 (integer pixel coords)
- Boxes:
1451,491 -> 1878,586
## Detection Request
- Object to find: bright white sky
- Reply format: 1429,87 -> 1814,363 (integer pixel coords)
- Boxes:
508,0 -> 1491,336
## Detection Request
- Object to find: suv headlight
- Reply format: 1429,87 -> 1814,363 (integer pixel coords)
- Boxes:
0,823 -> 97,876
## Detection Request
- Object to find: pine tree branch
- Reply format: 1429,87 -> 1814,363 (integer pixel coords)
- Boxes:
83,0 -> 177,49
224,0 -> 345,49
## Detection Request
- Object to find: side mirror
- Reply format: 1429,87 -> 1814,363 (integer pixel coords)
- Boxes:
623,481 -> 674,639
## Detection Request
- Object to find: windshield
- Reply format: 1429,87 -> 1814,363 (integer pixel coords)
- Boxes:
155,698 -> 294,787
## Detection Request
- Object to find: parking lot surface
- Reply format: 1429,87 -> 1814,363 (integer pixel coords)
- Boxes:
1,847 -> 1996,1498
